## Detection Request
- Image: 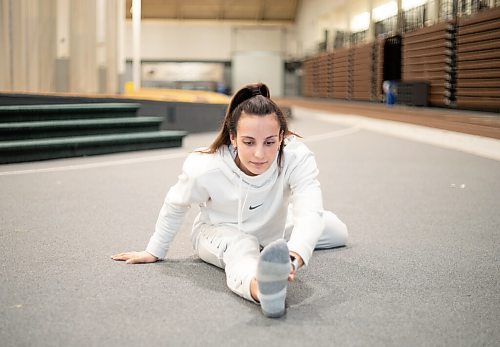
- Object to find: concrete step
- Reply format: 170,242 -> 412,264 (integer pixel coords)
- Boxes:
0,117 -> 164,140
0,130 -> 187,164
0,103 -> 141,122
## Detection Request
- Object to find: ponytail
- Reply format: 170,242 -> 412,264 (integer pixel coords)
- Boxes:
202,82 -> 295,169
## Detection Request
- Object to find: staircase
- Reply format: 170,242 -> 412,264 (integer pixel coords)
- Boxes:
0,103 -> 187,164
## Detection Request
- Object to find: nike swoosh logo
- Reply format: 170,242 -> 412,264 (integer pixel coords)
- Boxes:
249,204 -> 263,210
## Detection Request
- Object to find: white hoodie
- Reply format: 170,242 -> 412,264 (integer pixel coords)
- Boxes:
146,136 -> 325,265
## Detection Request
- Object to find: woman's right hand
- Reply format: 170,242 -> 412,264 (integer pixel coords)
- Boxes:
111,251 -> 158,264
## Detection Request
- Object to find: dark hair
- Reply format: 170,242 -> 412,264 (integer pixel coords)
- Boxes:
203,82 -> 295,169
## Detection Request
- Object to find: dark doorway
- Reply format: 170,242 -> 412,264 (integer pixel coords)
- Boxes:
383,35 -> 402,81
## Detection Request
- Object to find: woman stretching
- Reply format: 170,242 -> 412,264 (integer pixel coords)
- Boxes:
112,82 -> 348,318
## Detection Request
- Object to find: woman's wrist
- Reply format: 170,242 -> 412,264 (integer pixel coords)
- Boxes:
289,251 -> 304,271
145,251 -> 159,261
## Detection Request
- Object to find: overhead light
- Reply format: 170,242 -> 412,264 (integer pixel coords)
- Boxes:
402,0 -> 428,10
372,2 -> 398,21
351,12 -> 370,32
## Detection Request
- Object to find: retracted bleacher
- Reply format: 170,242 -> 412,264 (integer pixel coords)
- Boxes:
402,22 -> 452,107
456,6 -> 500,112
351,43 -> 373,101
332,48 -> 350,100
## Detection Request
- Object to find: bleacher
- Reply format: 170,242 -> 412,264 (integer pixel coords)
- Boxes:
351,43 -> 374,101
402,21 -> 452,107
0,103 -> 187,164
456,6 -> 500,110
301,6 -> 500,112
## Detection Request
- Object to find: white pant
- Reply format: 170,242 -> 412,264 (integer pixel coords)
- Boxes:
191,210 -> 348,302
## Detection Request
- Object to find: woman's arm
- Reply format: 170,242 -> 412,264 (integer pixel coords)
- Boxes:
286,142 -> 325,267
288,251 -> 304,282
111,152 -> 210,263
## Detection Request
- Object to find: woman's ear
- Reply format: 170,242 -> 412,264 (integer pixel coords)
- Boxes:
229,132 -> 237,148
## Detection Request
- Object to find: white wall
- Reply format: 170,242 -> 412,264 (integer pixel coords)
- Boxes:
125,21 -> 232,61
232,51 -> 284,96
232,27 -> 285,96
125,21 -> 290,95
124,21 -> 292,61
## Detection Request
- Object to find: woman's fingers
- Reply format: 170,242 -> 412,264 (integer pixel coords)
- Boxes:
125,256 -> 143,264
112,251 -> 158,264
111,251 -> 136,261
111,253 -> 125,260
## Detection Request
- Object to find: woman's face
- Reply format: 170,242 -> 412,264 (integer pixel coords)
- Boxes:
230,112 -> 282,176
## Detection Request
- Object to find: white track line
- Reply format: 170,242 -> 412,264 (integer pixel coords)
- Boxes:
294,107 -> 500,162
302,125 -> 360,143
0,152 -> 187,176
0,126 -> 360,176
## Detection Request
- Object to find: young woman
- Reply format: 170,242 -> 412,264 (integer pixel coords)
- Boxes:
112,83 -> 348,318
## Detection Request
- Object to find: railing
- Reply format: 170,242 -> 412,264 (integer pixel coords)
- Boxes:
375,4 -> 428,37
441,0 -> 500,19
350,30 -> 368,45
333,31 -> 350,49
403,4 -> 428,32
375,16 -> 398,37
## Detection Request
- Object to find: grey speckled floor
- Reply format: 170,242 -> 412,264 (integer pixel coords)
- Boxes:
1,108 -> 499,347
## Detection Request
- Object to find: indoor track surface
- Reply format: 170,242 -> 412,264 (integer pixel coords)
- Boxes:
1,107 -> 499,346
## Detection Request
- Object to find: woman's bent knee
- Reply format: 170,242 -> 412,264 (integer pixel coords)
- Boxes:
315,212 -> 348,249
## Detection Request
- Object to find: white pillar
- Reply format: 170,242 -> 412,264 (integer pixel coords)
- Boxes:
428,0 -> 441,24
396,0 -> 403,34
367,0 -> 375,42
132,0 -> 141,91
96,0 -> 106,93
117,0 -> 126,93
96,0 -> 106,68
0,0 -> 13,89
346,7 -> 351,47
56,0 -> 69,59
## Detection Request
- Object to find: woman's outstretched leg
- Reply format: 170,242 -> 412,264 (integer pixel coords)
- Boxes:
315,210 -> 348,249
284,206 -> 348,249
193,225 -> 291,318
192,225 -> 260,302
